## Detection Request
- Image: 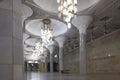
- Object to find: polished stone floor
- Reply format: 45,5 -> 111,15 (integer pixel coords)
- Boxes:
27,72 -> 120,80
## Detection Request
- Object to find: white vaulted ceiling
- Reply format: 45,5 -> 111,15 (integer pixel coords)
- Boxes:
33,0 -> 100,13
25,38 -> 41,46
25,18 -> 68,37
24,46 -> 34,52
25,37 -> 56,47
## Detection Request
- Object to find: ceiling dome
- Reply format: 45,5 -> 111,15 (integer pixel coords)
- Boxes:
25,38 -> 40,46
24,46 -> 34,52
25,18 -> 68,37
33,0 -> 100,13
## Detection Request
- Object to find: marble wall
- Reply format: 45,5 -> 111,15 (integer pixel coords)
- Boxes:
87,30 -> 120,74
63,28 -> 120,74
63,49 -> 80,73
63,36 -> 80,74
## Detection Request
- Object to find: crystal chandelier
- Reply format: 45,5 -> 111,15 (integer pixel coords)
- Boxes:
57,0 -> 77,28
31,19 -> 53,60
31,40 -> 44,60
41,19 -> 52,48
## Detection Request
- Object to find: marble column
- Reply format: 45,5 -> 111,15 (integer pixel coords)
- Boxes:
0,0 -> 25,80
72,16 -> 93,75
55,36 -> 66,73
50,53 -> 53,72
44,52 -> 48,72
59,47 -> 64,73
45,57 -> 48,72
48,46 -> 54,72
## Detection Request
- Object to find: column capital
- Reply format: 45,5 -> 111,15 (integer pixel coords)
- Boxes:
72,15 -> 93,34
44,51 -> 48,58
55,36 -> 66,48
48,46 -> 54,54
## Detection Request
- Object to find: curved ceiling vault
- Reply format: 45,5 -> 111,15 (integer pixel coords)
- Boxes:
24,46 -> 34,52
25,38 -> 41,46
25,18 -> 68,37
25,37 -> 56,47
33,0 -> 100,14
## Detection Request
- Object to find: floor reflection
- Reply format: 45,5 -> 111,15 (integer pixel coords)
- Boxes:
27,72 -> 120,80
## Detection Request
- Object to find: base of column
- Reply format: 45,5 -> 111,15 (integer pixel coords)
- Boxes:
59,70 -> 64,73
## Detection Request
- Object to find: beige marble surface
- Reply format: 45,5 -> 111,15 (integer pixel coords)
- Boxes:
87,30 -> 120,74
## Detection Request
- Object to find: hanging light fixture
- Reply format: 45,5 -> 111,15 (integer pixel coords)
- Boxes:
41,19 -> 52,47
31,19 -> 53,61
57,0 -> 78,28
34,19 -> 52,57
31,40 -> 44,60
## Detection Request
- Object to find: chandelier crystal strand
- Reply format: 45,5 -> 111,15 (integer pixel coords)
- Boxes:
41,19 -> 52,47
32,41 -> 43,60
57,0 -> 77,28
32,19 -> 53,61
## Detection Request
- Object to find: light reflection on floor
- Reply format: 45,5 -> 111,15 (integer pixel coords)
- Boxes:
27,72 -> 120,80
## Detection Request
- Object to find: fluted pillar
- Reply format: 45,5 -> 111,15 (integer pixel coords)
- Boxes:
55,36 -> 66,73
72,16 -> 93,75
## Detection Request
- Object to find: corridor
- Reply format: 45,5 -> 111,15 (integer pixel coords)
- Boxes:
27,72 -> 120,80
1,0 -> 120,80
